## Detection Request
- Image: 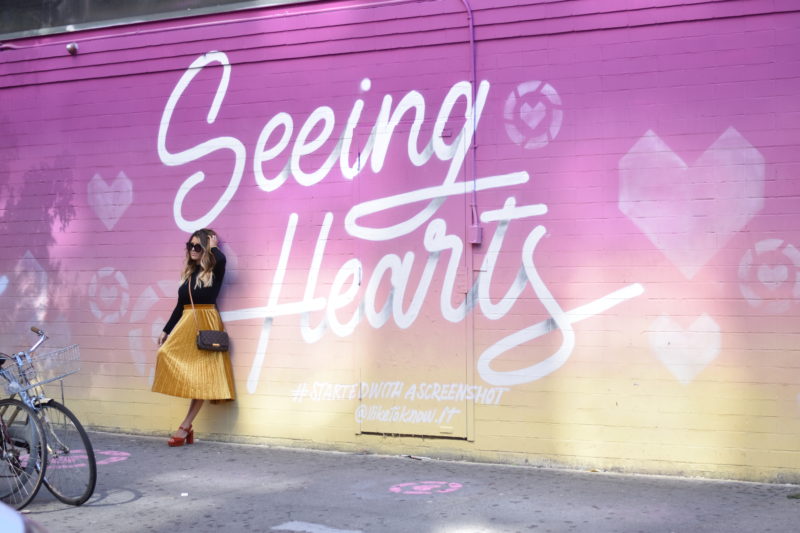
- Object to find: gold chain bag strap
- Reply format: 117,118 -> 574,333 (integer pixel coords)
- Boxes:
188,277 -> 230,352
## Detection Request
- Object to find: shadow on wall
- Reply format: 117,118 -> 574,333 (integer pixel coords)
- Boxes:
0,156 -> 77,341
201,399 -> 241,441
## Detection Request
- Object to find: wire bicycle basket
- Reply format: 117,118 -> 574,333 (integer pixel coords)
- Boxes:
2,344 -> 80,395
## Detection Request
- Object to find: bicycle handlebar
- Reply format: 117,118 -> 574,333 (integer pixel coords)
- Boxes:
27,326 -> 47,355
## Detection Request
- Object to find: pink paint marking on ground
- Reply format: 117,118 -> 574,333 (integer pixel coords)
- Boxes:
389,481 -> 463,495
48,450 -> 130,470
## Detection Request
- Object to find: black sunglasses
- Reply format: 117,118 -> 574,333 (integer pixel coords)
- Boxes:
186,242 -> 203,253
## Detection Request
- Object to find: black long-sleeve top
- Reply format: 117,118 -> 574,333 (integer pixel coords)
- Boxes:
162,247 -> 226,334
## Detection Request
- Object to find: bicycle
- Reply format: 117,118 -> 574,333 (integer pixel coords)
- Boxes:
0,397 -> 47,510
0,327 -> 96,507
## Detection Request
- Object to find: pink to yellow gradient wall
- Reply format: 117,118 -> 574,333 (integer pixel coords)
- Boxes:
1,0 -> 800,481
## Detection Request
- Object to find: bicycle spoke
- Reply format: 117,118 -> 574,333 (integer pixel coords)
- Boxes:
40,402 -> 96,505
0,399 -> 46,510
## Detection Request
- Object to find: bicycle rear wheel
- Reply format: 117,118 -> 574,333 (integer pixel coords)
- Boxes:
0,398 -> 46,510
38,401 -> 96,505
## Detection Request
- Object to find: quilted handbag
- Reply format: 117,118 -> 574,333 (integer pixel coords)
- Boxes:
196,329 -> 229,351
188,280 -> 229,352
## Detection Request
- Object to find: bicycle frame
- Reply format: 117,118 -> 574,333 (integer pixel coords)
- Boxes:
2,327 -> 69,410
1,326 -> 97,507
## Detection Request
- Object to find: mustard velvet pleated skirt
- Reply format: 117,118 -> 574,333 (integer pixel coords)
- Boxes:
152,305 -> 235,400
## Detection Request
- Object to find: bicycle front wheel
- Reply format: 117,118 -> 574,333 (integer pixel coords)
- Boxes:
0,398 -> 47,510
38,401 -> 96,505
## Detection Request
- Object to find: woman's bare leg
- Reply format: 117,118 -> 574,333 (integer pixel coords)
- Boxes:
173,399 -> 204,437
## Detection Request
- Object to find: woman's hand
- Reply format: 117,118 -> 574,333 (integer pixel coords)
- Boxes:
158,332 -> 168,346
208,233 -> 219,249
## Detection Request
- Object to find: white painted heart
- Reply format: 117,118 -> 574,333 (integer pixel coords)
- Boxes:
520,101 -> 547,131
756,264 -> 789,288
503,81 -> 563,150
648,314 -> 721,384
619,127 -> 765,279
0,275 -> 7,295
88,172 -> 133,230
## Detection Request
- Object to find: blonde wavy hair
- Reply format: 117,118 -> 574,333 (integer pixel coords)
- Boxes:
181,228 -> 218,288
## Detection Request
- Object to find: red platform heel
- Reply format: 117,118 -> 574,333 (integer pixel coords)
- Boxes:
168,425 -> 194,447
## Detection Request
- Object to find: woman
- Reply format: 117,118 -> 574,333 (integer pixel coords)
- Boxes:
152,228 -> 235,446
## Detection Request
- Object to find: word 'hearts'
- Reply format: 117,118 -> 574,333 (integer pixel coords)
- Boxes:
619,127 -> 764,279
648,314 -> 721,384
88,172 -> 133,230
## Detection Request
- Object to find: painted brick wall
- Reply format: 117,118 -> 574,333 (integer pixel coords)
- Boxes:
1,0 -> 799,481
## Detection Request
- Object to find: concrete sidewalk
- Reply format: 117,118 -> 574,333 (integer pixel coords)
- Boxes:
22,431 -> 800,533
